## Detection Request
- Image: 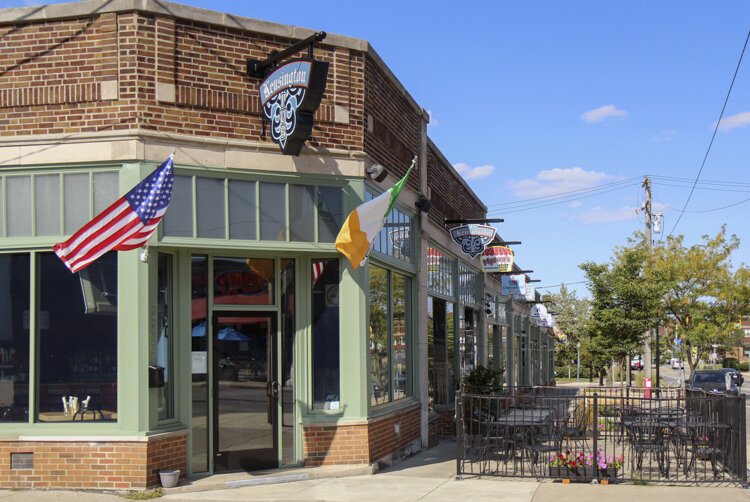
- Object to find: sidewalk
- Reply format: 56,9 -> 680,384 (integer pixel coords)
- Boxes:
1,440 -> 748,501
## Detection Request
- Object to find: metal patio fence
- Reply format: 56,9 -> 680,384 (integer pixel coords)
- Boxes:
456,386 -> 747,485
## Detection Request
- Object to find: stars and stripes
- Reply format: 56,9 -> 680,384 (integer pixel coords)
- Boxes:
312,260 -> 326,286
53,154 -> 175,273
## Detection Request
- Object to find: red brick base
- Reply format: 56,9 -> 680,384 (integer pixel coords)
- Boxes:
0,430 -> 186,490
303,404 -> 421,466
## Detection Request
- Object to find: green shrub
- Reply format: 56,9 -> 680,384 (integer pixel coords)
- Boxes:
463,365 -> 504,393
740,361 -> 749,371
722,357 -> 740,370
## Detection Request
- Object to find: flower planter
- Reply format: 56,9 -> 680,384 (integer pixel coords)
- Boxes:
549,466 -> 591,481
600,467 -> 618,483
159,469 -> 181,488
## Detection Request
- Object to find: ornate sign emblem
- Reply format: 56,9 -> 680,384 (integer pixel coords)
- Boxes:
260,59 -> 329,156
449,224 -> 497,258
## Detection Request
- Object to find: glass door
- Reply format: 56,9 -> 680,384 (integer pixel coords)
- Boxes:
212,312 -> 278,472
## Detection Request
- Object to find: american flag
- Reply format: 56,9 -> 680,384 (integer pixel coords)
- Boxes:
312,260 -> 326,285
54,154 -> 175,273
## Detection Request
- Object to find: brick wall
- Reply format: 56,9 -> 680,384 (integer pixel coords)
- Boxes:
0,431 -> 186,490
427,140 -> 486,228
0,10 -> 365,153
363,57 -> 422,191
303,405 -> 421,467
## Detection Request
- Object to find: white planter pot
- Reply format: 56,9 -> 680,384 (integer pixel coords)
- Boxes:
159,469 -> 180,488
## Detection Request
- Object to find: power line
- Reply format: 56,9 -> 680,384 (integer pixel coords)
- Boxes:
486,176 -> 643,208
654,195 -> 750,214
668,29 -> 750,237
536,280 -> 589,289
487,182 -> 641,215
652,182 -> 750,193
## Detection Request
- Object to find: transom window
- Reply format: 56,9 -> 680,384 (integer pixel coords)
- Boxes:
162,175 -> 343,243
0,170 -> 118,238
427,246 -> 455,297
459,264 -> 481,307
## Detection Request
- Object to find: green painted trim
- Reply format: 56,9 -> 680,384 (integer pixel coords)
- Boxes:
172,165 -> 354,187
28,251 -> 37,425
254,180 -> 260,241
157,238 -> 336,252
1,175 -> 6,238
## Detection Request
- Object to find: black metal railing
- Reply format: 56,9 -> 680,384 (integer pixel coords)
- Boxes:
456,386 -> 747,485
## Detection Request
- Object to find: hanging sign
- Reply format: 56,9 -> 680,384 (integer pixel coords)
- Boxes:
501,274 -> 526,296
530,303 -> 548,323
523,283 -> 535,302
260,59 -> 329,156
450,224 -> 497,258
480,246 -> 514,273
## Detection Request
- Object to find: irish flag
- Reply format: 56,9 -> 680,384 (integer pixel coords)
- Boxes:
335,159 -> 415,269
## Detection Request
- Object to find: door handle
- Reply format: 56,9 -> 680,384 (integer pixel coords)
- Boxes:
271,381 -> 280,398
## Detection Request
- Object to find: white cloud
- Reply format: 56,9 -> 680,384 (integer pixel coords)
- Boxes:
651,129 -> 679,142
580,104 -> 629,123
568,201 -> 583,209
717,111 -> 750,132
426,109 -> 439,128
506,167 -> 621,198
571,206 -> 637,224
453,162 -> 495,180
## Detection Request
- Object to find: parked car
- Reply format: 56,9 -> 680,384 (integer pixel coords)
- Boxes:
670,358 -> 684,370
721,367 -> 744,386
687,369 -> 740,395
630,356 -> 643,370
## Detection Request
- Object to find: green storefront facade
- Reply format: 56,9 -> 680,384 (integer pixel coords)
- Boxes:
0,0 -> 555,490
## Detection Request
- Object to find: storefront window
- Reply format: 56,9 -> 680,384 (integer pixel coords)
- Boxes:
459,264 -> 480,306
157,253 -> 174,421
427,246 -> 454,297
369,265 -> 411,407
38,252 -> 118,422
312,259 -> 340,410
213,257 -> 274,305
259,182 -> 286,241
191,255 -> 209,472
367,191 -> 413,263
280,259 -> 296,463
427,297 -> 447,411
0,254 -> 30,422
317,186 -> 343,243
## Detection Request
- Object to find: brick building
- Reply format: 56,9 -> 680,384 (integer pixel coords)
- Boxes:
0,0 -> 555,490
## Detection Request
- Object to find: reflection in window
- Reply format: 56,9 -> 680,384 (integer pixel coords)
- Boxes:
367,191 -> 412,263
157,254 -> 174,420
0,254 -> 30,422
196,177 -> 225,239
392,273 -> 408,401
428,297 -> 447,411
228,180 -> 256,240
317,186 -> 342,243
191,255 -> 209,473
369,265 -> 411,407
38,252 -> 118,422
259,182 -> 286,241
213,257 -> 274,306
427,246 -> 454,297
459,264 -> 480,306
290,185 -> 315,242
281,259 -> 296,463
312,259 -> 340,410
162,175 -> 193,237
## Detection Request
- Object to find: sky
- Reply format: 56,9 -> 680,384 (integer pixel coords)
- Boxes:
3,0 -> 750,297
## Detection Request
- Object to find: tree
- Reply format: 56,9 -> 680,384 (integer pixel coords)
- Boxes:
543,285 -> 591,378
649,227 -> 749,374
580,236 -> 664,385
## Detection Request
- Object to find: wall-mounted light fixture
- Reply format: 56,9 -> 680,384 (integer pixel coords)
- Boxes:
415,193 -> 431,213
365,164 -> 388,183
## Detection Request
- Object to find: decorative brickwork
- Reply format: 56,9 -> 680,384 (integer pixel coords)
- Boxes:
0,431 -> 186,490
303,404 -> 421,467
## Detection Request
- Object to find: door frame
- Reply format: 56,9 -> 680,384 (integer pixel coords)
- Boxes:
211,310 -> 279,472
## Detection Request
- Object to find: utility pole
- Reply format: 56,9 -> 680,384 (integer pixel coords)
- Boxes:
643,176 -> 653,382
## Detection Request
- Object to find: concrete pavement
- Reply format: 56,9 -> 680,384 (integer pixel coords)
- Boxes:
2,438 -> 749,501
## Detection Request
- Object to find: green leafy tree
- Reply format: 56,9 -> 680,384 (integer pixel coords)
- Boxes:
543,285 -> 591,377
581,235 -> 664,385
649,227 -> 749,374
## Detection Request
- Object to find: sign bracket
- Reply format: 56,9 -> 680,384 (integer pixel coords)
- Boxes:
247,31 -> 327,78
